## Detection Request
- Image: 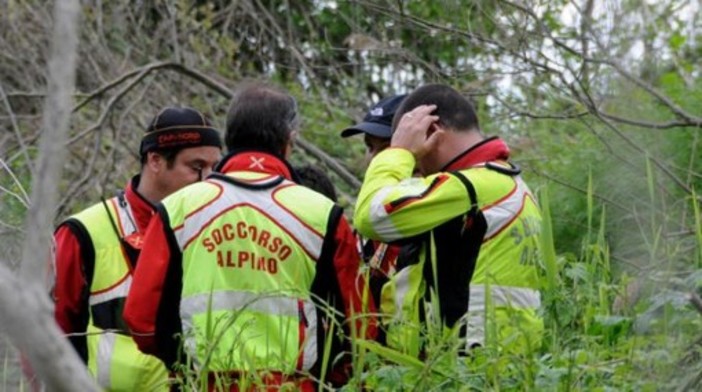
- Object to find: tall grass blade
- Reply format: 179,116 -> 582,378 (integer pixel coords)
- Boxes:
539,186 -> 558,295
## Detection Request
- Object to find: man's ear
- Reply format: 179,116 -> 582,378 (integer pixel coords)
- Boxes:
145,151 -> 164,173
283,131 -> 297,159
283,140 -> 293,158
426,122 -> 438,139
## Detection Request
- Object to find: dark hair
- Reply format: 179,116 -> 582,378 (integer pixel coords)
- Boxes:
391,84 -> 479,133
140,149 -> 179,168
225,82 -> 299,155
295,164 -> 337,202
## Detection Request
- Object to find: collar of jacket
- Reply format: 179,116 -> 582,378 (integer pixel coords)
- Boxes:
125,175 -> 158,233
441,136 -> 511,171
216,150 -> 297,181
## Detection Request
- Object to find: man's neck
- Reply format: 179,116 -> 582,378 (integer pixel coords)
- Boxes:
217,150 -> 295,181
437,131 -> 485,169
136,173 -> 163,204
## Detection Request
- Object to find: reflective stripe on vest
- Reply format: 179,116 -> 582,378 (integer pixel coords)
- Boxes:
173,179 -> 324,260
114,196 -> 137,237
368,186 -> 403,240
87,197 -> 134,331
89,275 -> 132,306
465,285 -> 541,347
482,176 -> 533,241
180,291 -> 318,371
96,331 -> 117,388
167,175 -> 333,372
74,196 -> 168,389
469,285 -> 541,311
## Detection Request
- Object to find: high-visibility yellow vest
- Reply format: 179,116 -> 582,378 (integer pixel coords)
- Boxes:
376,163 -> 543,356
161,172 -> 337,373
461,165 -> 543,353
70,196 -> 168,391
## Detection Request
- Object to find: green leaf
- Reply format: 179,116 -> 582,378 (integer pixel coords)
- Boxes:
669,32 -> 685,50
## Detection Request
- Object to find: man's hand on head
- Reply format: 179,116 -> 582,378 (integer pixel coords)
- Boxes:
391,105 -> 442,159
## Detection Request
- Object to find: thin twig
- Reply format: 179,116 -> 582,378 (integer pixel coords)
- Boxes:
0,158 -> 31,206
688,292 -> 702,316
62,61 -> 364,191
532,168 -> 633,214
0,84 -> 34,175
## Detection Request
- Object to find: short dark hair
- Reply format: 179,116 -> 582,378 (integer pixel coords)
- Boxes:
295,164 -> 337,202
391,84 -> 479,133
225,82 -> 299,155
141,149 -> 179,168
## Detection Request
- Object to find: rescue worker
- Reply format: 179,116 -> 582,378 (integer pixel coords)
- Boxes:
52,106 -> 223,391
354,83 -> 544,357
123,82 -> 377,391
340,94 -> 406,312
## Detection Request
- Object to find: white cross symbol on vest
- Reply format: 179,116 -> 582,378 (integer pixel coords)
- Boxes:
249,156 -> 265,170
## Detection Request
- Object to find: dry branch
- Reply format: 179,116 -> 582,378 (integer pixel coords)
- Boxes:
9,0 -> 99,389
0,263 -> 98,391
64,61 -> 363,191
689,292 -> 702,316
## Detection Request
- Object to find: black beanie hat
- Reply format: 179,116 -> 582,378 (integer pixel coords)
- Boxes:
139,106 -> 222,158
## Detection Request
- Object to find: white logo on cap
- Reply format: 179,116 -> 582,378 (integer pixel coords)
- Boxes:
370,107 -> 383,116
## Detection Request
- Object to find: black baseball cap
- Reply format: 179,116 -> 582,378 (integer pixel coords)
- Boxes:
341,94 -> 407,139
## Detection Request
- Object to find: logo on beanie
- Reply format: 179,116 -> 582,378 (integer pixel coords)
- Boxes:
158,131 -> 202,146
370,107 -> 383,116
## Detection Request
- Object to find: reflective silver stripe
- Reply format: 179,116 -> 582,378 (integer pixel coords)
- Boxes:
482,177 -> 533,240
113,197 -> 137,236
464,285 -> 541,347
180,291 -> 318,370
89,275 -> 132,306
301,300 -> 318,370
368,186 -> 402,242
391,267 -> 413,320
96,331 -> 117,389
173,178 -> 324,259
468,285 -> 541,311
181,291 -> 304,319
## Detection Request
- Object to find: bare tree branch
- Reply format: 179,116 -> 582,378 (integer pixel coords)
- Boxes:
0,158 -> 30,207
8,0 -> 99,389
67,66 -> 155,144
0,263 -> 98,391
687,291 -> 702,316
599,112 -> 702,130
590,57 -> 702,126
65,60 -> 364,192
0,84 -> 34,175
532,168 -> 633,214
295,137 -> 362,190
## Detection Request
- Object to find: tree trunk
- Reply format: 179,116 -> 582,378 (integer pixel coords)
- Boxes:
2,0 -> 100,390
0,263 -> 99,391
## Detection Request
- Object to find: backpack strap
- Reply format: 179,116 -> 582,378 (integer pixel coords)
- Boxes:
450,170 -> 478,218
485,161 -> 521,176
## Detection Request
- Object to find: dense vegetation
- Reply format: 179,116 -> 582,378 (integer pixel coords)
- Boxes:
1,0 -> 701,390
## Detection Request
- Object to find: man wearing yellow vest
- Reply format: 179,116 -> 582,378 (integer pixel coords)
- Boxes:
124,82 -> 377,391
52,107 -> 223,391
354,84 -> 543,358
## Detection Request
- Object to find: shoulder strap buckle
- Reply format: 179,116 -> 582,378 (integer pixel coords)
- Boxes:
485,161 -> 521,176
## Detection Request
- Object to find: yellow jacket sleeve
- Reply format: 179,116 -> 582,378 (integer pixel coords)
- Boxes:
353,148 -> 471,242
